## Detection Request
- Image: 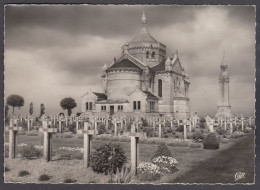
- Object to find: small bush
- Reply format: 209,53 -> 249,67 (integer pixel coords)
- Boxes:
64,178 -> 77,183
203,133 -> 220,150
90,143 -> 127,174
68,123 -> 76,133
176,125 -> 184,132
152,143 -> 172,159
98,124 -> 106,135
5,166 -> 10,172
200,118 -> 206,129
18,170 -> 30,177
189,143 -> 202,148
192,131 -> 204,142
38,174 -> 51,181
20,145 -> 42,159
216,128 -> 227,135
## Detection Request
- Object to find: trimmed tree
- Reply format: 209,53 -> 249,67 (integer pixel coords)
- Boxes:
40,103 -> 45,117
29,102 -> 33,116
60,97 -> 77,116
6,94 -> 24,115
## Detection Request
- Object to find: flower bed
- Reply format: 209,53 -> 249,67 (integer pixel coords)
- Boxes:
137,162 -> 161,181
58,146 -> 84,153
93,134 -> 192,147
152,156 -> 178,173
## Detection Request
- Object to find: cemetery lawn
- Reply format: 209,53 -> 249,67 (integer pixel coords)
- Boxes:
168,132 -> 255,184
4,132 -> 254,184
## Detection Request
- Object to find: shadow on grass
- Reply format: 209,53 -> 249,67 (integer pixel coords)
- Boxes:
167,132 -> 254,184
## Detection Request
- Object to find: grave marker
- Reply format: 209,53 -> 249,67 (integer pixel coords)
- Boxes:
182,119 -> 187,140
6,119 -> 23,158
39,122 -> 57,162
80,122 -> 98,168
229,118 -> 233,134
130,124 -> 143,175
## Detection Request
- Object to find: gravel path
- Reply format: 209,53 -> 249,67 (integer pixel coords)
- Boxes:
4,158 -> 108,184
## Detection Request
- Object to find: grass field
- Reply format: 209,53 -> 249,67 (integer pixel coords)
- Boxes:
4,131 -> 254,184
169,132 -> 255,184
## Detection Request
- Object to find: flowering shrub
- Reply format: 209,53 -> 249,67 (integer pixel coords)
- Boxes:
137,162 -> 161,181
152,156 -> 178,173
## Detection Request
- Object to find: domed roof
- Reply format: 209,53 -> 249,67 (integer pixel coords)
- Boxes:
131,30 -> 158,43
130,11 -> 158,43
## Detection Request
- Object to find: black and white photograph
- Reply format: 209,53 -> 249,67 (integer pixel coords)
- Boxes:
3,4 -> 256,184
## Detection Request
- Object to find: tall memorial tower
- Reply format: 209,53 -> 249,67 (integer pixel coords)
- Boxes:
215,53 -> 232,119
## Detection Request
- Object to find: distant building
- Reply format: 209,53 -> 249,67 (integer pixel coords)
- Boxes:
81,11 -> 191,119
215,53 -> 232,118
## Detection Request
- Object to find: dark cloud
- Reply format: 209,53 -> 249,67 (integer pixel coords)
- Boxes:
4,5 -> 255,115
226,6 -> 255,26
5,5 -> 199,49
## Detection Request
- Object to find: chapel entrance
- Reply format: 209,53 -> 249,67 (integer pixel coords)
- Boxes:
110,106 -> 114,116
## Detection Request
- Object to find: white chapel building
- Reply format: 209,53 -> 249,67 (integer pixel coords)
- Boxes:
81,11 -> 191,119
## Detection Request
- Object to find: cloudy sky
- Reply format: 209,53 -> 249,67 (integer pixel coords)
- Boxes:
4,5 -> 255,116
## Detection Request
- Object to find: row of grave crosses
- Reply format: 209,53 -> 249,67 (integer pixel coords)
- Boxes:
6,116 -> 143,175
205,115 -> 254,133
11,114 -> 37,131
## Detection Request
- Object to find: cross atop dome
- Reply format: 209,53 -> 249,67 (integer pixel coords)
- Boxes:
141,10 -> 147,30
141,10 -> 146,22
221,50 -> 227,66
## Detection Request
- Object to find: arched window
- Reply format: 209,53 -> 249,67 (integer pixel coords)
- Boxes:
151,52 -> 155,60
158,79 -> 162,97
146,51 -> 149,59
